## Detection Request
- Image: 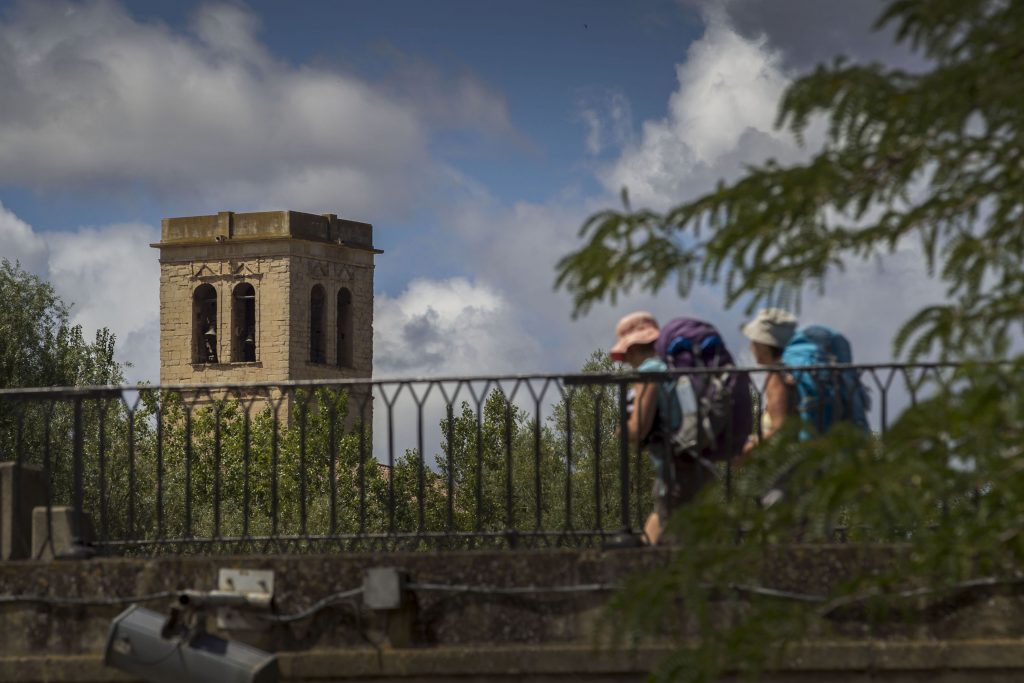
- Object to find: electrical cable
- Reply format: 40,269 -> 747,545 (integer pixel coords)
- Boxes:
4,575 -> 1022,621
723,583 -> 826,603
406,582 -> 618,595
0,591 -> 178,607
259,587 -> 364,623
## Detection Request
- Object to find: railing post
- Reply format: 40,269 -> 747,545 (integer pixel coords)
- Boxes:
64,397 -> 94,558
618,382 -> 630,534
608,381 -> 640,548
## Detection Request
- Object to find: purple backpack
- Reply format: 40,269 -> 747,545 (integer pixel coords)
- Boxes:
655,318 -> 753,461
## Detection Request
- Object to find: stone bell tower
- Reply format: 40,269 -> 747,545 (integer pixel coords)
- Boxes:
153,210 -> 379,390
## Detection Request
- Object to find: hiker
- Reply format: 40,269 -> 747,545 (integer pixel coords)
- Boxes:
741,309 -> 871,457
740,308 -> 799,457
609,312 -> 705,545
610,311 -> 756,543
655,317 -> 753,463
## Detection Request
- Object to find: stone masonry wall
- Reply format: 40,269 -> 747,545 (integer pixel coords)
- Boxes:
5,547 -> 1024,681
157,241 -> 373,387
157,243 -> 293,385
287,241 -> 374,381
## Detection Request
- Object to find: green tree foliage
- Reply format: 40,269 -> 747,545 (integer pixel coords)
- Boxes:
554,1 -> 1024,681
0,259 -> 127,528
394,351 -> 651,547
150,389 -> 387,544
9,354 -> 650,554
599,362 -> 1024,683
0,259 -> 123,388
435,388 -> 567,538
548,351 -> 655,534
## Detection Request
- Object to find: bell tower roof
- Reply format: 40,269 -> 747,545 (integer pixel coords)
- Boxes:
153,210 -> 381,254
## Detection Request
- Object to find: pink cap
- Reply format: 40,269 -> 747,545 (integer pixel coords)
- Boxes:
609,311 -> 660,362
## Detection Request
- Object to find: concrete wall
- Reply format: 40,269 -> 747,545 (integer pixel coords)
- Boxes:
3,547 -> 1024,681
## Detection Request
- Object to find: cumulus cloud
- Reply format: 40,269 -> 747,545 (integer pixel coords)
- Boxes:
0,1 -> 516,219
601,9 -> 806,210
423,10 -> 805,371
688,0 -> 923,72
0,0 -> 948,395
577,88 -> 634,156
46,223 -> 161,382
598,3 -> 942,362
415,12 -> 813,372
0,202 -> 159,382
799,248 -> 947,363
374,277 -> 541,377
436,3 -> 945,377
0,202 -> 48,274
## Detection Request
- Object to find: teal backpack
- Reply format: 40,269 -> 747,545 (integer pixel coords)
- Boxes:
780,326 -> 870,438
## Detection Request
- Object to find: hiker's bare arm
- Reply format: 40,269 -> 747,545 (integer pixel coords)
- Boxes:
763,372 -> 790,439
738,372 -> 790,462
627,380 -> 658,445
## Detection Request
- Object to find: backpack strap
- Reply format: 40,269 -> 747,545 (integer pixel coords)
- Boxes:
699,335 -> 720,352
667,334 -> 721,358
666,336 -> 692,356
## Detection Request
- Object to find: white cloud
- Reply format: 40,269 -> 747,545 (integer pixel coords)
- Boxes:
0,202 -> 48,274
577,88 -> 634,156
601,9 -> 804,210
572,8 -> 942,370
0,1 -> 515,219
373,277 -> 542,377
427,4 -> 945,378
799,248 -> 947,363
424,13 -> 811,371
0,202 -> 159,383
45,222 -> 161,382
689,0 -> 923,72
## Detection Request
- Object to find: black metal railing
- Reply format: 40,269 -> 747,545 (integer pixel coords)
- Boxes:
0,363 -> 964,556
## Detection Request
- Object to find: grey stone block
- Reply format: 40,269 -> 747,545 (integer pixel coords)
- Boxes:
31,506 -> 94,561
0,463 -> 46,561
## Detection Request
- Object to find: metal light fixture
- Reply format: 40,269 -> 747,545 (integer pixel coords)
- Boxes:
105,605 -> 278,683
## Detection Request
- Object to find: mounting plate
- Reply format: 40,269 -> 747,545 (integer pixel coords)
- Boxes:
363,567 -> 405,610
216,568 -> 275,631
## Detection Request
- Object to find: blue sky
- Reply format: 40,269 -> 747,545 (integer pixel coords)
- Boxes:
1,0 -> 697,235
0,0 -> 943,383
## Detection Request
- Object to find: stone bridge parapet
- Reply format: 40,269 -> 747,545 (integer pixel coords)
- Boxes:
2,546 -> 1024,681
